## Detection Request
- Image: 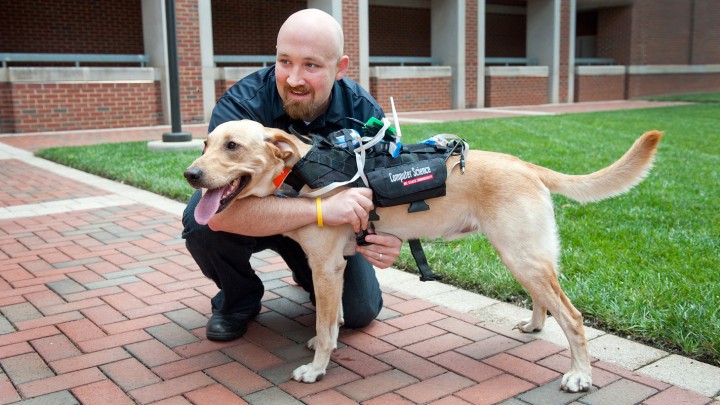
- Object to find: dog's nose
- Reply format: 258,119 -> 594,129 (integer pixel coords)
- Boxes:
184,167 -> 203,183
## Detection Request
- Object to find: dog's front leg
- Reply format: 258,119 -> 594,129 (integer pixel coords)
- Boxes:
292,258 -> 344,383
288,227 -> 349,383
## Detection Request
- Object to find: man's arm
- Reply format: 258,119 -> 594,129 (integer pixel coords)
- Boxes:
207,188 -> 375,236
206,188 -> 402,268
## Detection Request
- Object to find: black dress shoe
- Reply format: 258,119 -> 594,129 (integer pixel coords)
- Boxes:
206,305 -> 261,341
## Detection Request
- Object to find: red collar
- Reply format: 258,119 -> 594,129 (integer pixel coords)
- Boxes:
273,167 -> 292,189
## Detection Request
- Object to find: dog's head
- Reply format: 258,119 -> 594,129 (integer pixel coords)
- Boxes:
184,120 -> 302,224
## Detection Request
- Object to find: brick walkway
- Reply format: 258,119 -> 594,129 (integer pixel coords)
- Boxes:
1,102 -> 719,404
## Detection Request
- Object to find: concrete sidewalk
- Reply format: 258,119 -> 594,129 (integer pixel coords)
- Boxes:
1,101 -> 718,404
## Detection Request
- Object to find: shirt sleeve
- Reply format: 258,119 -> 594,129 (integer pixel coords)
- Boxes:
207,95 -> 262,133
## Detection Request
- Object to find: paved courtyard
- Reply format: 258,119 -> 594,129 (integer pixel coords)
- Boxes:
1,101 -> 718,404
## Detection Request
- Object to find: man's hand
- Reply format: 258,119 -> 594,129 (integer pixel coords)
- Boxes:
355,232 -> 402,269
321,188 -> 374,233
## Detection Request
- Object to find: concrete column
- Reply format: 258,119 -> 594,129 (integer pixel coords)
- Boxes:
308,0 -> 343,22
142,0 -> 170,125
527,0 -> 560,103
432,0 -> 466,109
527,0 -> 575,104
198,0 -> 215,122
308,0 -> 369,88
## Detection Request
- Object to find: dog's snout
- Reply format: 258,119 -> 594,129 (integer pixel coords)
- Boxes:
184,166 -> 203,185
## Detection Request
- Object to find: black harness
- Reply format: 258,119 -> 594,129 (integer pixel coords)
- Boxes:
283,118 -> 468,282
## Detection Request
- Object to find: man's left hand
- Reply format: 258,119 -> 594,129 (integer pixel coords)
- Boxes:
355,231 -> 402,269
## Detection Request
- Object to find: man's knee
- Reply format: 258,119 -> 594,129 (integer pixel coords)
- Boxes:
342,295 -> 383,328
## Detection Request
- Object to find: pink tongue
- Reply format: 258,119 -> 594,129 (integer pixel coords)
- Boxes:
195,188 -> 223,225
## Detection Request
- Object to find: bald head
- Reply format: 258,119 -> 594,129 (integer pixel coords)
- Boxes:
277,8 -> 344,61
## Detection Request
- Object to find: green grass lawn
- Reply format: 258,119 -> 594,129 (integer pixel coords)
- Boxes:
36,101 -> 720,367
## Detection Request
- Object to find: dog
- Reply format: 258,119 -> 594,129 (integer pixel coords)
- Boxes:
184,119 -> 661,392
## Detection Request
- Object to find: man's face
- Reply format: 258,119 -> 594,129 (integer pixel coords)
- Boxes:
275,28 -> 347,122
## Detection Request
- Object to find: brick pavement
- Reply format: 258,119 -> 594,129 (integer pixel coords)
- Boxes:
1,102 -> 719,404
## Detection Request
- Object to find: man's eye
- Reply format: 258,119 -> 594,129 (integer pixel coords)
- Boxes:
227,141 -> 238,150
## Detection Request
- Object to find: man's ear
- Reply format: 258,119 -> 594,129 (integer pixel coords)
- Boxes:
264,128 -> 301,166
335,55 -> 349,80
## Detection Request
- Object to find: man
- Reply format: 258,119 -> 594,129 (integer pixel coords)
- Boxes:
182,9 -> 402,341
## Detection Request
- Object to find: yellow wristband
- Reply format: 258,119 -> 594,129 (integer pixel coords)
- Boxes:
316,197 -> 324,228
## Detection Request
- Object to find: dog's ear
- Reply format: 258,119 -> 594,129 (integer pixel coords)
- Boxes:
263,128 -> 302,166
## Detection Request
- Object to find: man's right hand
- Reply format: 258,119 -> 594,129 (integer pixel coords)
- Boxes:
321,188 -> 374,233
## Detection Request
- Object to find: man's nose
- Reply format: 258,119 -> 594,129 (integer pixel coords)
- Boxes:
287,67 -> 304,87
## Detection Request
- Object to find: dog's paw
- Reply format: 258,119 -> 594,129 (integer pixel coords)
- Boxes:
561,370 -> 592,392
292,363 -> 326,383
515,319 -> 543,333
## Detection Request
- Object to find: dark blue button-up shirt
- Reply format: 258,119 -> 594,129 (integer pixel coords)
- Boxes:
208,65 -> 385,137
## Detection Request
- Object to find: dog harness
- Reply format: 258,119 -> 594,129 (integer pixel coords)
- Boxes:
280,117 -> 469,282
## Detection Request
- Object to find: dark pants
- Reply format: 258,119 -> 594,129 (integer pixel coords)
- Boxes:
181,189 -> 383,328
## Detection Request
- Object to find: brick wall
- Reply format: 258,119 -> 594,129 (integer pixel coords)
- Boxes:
7,82 -> 162,133
342,0 -> 361,82
369,6 -> 430,56
630,0 -> 693,65
175,0 -> 204,124
465,0 -> 478,108
370,77 -> 452,112
558,0 -> 571,103
692,0 -> 720,64
485,75 -> 548,107
627,72 -> 720,98
575,73 -> 626,102
597,7 -> 632,64
0,0 -> 143,55
485,13 -> 526,57
211,0 -> 304,55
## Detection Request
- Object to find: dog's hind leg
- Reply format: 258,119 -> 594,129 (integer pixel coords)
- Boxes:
484,198 -> 592,392
519,263 -> 591,392
500,247 -> 592,392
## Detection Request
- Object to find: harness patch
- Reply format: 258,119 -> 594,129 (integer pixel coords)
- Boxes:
367,158 -> 447,207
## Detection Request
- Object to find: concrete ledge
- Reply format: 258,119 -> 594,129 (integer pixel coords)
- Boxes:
628,64 -> 720,75
147,139 -> 204,152
587,334 -> 668,371
217,67 -> 261,82
2,67 -> 158,83
637,355 -> 720,397
485,66 -> 549,77
576,65 -> 627,76
370,66 -> 452,80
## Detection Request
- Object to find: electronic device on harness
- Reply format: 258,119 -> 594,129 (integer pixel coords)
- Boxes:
281,113 -> 469,282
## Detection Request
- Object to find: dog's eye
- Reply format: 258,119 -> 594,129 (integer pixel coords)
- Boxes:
226,141 -> 238,150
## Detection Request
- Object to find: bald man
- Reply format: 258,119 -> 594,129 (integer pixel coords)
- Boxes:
182,9 -> 402,341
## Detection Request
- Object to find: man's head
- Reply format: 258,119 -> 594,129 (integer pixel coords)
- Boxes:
275,8 -> 350,122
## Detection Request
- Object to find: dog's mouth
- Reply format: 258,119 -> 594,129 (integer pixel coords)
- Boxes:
194,175 -> 250,225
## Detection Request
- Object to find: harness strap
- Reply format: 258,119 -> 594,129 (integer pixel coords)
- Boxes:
408,239 -> 443,282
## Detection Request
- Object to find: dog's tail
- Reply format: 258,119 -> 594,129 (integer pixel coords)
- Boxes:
533,130 -> 662,203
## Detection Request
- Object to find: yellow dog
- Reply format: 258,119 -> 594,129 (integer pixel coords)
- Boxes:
185,119 -> 661,392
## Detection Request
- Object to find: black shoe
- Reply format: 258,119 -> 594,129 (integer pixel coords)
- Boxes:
206,305 -> 261,341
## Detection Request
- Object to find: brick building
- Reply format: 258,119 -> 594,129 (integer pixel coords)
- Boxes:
1,0 -> 719,134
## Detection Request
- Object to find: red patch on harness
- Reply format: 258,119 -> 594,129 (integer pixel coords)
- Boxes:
403,173 -> 434,186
